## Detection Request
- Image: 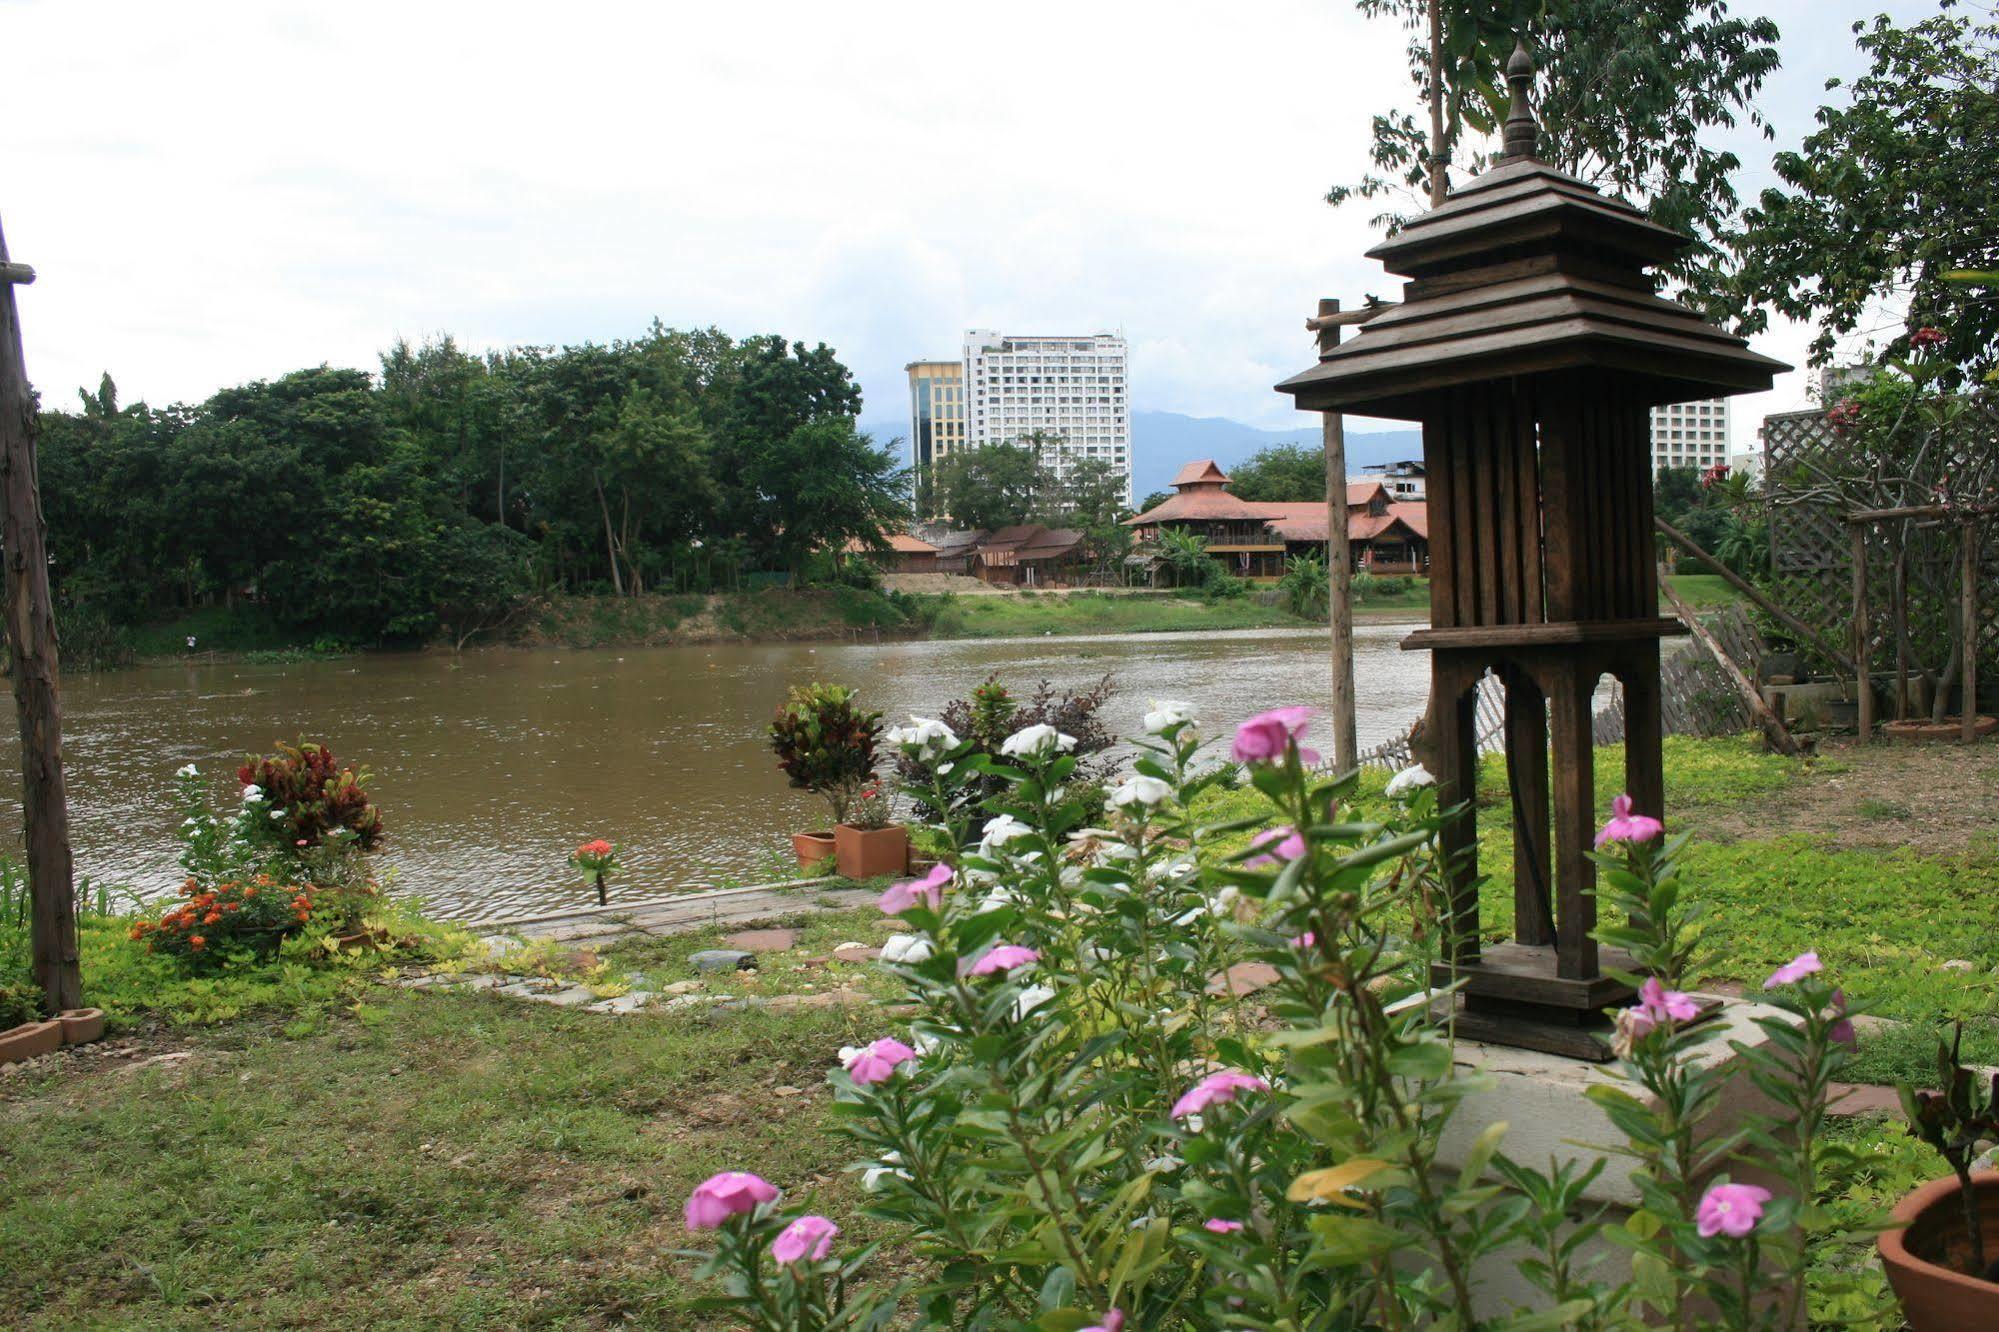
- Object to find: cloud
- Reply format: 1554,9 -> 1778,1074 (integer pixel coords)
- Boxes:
2,0 -> 1934,446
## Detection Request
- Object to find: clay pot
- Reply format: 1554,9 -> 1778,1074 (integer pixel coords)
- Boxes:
791,830 -> 837,872
58,1008 -> 105,1045
0,1019 -> 64,1065
1879,1171 -> 1999,1330
834,824 -> 909,879
1883,716 -> 1998,744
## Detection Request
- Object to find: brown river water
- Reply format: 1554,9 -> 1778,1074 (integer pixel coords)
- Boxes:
0,624 -> 1433,923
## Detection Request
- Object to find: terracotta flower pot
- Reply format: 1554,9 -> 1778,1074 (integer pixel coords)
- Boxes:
58,1008 -> 105,1045
834,823 -> 908,879
0,1019 -> 64,1065
1883,716 -> 1999,744
1878,1171 -> 1999,1330
791,830 -> 837,872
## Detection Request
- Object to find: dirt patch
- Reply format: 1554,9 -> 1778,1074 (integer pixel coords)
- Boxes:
1687,738 -> 1999,854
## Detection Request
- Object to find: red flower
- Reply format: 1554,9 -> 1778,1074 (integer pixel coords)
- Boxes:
576,838 -> 614,858
190,936 -> 206,951
1910,326 -> 1945,348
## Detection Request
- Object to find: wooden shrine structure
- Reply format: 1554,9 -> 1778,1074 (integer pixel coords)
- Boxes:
1277,44 -> 1788,1058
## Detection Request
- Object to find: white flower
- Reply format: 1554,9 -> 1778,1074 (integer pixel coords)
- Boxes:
240,784 -> 264,803
881,933 -> 934,965
1384,764 -> 1436,798
269,809 -> 286,821
862,1151 -> 912,1192
1108,776 -> 1173,810
974,886 -> 1020,915
999,723 -> 1075,759
979,814 -> 1032,852
910,1031 -> 941,1058
837,1044 -> 866,1064
1013,983 -> 1056,1020
1144,1154 -> 1185,1174
175,764 -> 200,779
887,715 -> 958,760
1143,699 -> 1197,735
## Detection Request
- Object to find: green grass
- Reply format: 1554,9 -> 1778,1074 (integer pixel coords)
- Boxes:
916,582 -> 1429,640
0,991 -> 881,1328
1661,572 -> 1744,609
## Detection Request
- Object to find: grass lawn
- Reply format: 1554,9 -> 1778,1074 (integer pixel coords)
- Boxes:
1661,572 -> 1745,609
916,583 -> 1429,640
2,734 -> 1993,1326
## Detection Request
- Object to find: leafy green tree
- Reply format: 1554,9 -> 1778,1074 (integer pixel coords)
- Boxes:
1155,527 -> 1222,590
1733,6 -> 1999,386
1134,489 -> 1174,515
1279,549 -> 1331,617
1227,443 -> 1326,502
1333,1 -> 1781,306
935,443 -> 1048,530
749,419 -> 908,578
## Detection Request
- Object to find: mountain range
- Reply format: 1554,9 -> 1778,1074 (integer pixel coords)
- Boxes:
857,409 -> 1423,501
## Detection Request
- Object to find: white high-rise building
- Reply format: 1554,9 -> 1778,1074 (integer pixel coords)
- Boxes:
1648,398 -> 1731,475
962,329 -> 1130,500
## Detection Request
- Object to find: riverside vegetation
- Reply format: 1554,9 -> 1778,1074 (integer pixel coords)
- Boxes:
0,724 -> 1992,1327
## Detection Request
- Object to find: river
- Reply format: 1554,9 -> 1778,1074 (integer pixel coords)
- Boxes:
0,623 -> 1434,923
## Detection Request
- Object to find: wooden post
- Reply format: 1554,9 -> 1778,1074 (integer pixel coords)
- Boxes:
0,217 -> 81,1012
1851,523 -> 1872,743
1964,520 -> 1980,743
1316,298 -> 1357,772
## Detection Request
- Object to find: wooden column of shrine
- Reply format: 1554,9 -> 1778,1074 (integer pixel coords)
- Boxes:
1276,43 -> 1788,1059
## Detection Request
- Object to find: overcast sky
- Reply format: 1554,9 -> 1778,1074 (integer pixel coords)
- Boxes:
3,0 -> 1942,449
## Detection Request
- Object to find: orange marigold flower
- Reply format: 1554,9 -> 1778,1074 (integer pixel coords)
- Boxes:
190,936 -> 207,950
203,911 -> 222,925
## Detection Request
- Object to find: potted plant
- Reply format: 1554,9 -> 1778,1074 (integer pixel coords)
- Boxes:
768,683 -> 881,871
1880,1024 -> 1999,1328
834,781 -> 907,879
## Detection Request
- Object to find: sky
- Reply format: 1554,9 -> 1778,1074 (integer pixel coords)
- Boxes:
1,0 -> 1945,451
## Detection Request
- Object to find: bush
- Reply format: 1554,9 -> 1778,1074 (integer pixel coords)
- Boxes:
128,875 -> 318,965
768,683 -> 883,825
237,740 -> 383,854
692,706 -> 1860,1329
892,673 -> 1117,821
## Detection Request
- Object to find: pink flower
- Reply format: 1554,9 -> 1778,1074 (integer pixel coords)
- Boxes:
1290,931 -> 1316,950
1765,951 -> 1822,989
1696,1182 -> 1772,1238
844,1037 -> 918,1085
1625,976 -> 1700,1036
1171,1069 -> 1270,1121
1247,825 -> 1306,868
880,863 -> 951,914
1829,988 -> 1857,1050
1910,326 -> 1945,348
1231,706 -> 1320,766
1204,1217 -> 1245,1233
1081,1313 -> 1126,1332
965,944 -> 1039,977
1594,794 -> 1664,848
770,1214 -> 839,1265
684,1171 -> 779,1230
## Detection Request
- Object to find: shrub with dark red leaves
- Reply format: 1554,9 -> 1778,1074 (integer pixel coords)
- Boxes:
238,739 -> 384,853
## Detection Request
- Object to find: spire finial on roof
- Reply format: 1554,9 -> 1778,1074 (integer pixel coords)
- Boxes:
1499,37 -> 1540,162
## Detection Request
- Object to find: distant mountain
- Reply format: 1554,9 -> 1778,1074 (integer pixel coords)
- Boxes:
1130,411 -> 1422,500
856,409 -> 1424,502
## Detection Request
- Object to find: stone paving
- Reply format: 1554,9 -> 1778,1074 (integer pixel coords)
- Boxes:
392,877 -> 883,1019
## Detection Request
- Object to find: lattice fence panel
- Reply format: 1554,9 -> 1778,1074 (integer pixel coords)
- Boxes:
1760,400 -> 1999,691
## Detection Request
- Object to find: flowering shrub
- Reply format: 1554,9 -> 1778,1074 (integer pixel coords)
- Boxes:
571,838 -> 618,906
129,875 -> 316,964
690,704 -> 1859,1329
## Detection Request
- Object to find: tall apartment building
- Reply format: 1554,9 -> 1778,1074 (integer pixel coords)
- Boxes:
905,360 -> 966,475
962,329 -> 1130,499
1648,398 -> 1731,475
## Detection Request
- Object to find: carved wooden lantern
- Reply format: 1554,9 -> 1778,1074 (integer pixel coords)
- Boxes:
1277,44 -> 1788,1058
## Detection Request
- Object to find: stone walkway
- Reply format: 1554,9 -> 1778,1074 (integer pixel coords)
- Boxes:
477,878 -> 879,948
392,878 -> 885,1019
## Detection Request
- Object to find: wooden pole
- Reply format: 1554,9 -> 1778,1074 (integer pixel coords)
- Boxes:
1661,574 -> 1802,757
1315,298 -> 1357,772
0,217 -> 81,1012
1851,524 -> 1872,743
1652,515 -> 1857,676
1964,520 -> 1980,743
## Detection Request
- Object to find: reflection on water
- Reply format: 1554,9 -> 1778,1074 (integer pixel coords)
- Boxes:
0,623 -> 1431,922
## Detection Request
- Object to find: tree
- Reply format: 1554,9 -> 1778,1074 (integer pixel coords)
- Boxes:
1134,489 -> 1174,515
1156,527 -> 1221,589
935,443 -> 1049,530
1333,1 -> 1781,307
1733,6 -> 1999,387
1228,443 -> 1326,502
749,419 -> 908,577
